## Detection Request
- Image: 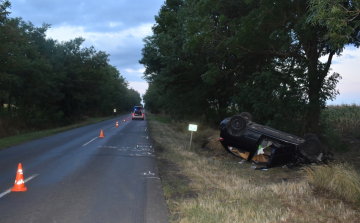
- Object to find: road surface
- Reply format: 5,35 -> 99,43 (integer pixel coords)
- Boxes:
0,114 -> 168,223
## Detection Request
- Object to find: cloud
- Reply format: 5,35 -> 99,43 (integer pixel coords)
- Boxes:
125,68 -> 145,74
326,46 -> 360,104
9,0 -> 163,85
45,23 -> 152,82
45,23 -> 153,46
128,81 -> 149,96
10,0 -> 164,31
109,22 -> 123,28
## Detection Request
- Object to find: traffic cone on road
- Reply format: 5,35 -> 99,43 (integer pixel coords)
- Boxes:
99,129 -> 104,138
127,117 -> 129,121
11,163 -> 27,192
123,118 -> 126,122
116,121 -> 119,127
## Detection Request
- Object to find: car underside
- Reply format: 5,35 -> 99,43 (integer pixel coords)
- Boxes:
219,112 -> 331,168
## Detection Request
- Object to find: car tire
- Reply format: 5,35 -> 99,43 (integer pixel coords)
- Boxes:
303,133 -> 318,140
299,137 -> 323,156
239,112 -> 252,122
227,115 -> 247,137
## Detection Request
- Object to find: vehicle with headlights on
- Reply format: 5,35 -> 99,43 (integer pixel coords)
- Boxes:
132,106 -> 144,120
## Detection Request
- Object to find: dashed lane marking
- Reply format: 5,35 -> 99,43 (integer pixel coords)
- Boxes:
82,137 -> 98,146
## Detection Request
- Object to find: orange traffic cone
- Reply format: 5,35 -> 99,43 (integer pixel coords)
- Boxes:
11,163 -> 27,192
99,129 -> 104,138
127,117 -> 129,121
123,118 -> 126,122
116,121 -> 119,127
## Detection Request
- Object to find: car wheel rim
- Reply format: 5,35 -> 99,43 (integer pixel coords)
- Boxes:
232,119 -> 244,130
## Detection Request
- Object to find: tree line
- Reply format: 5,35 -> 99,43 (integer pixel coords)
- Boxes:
140,0 -> 359,135
0,0 -> 141,136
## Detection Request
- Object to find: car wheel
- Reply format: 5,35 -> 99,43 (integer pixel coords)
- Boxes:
303,133 -> 318,140
299,137 -> 323,156
239,112 -> 252,122
227,115 -> 246,137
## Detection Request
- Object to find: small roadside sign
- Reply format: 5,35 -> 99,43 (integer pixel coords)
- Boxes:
188,124 -> 198,147
188,124 -> 197,131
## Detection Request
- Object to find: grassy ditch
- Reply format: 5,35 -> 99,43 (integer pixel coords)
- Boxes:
304,163 -> 360,204
147,114 -> 360,222
0,116 -> 116,149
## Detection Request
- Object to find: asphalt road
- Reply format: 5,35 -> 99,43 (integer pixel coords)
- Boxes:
0,114 -> 169,223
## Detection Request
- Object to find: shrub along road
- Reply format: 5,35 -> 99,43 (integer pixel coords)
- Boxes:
0,114 -> 168,223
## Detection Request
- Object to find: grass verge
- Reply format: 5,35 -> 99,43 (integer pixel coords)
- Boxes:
0,116 -> 116,150
304,163 -> 360,204
147,113 -> 360,222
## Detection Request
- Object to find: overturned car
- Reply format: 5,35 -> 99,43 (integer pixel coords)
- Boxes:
219,112 -> 329,168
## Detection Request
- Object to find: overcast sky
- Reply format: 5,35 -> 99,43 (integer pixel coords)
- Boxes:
7,0 -> 360,105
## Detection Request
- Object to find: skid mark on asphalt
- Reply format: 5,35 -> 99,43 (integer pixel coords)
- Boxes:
0,174 -> 39,199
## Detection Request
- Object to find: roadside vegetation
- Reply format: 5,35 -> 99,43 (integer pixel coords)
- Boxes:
0,1 -> 141,139
140,0 -> 360,137
146,104 -> 360,222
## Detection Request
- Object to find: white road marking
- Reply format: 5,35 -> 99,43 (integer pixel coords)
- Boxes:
82,137 -> 98,146
110,126 -> 116,130
0,174 -> 39,199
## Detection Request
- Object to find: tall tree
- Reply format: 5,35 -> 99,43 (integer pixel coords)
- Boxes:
140,0 -> 349,135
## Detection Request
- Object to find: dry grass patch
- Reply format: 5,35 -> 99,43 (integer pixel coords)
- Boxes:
205,132 -> 224,151
304,163 -> 360,204
146,114 -> 360,222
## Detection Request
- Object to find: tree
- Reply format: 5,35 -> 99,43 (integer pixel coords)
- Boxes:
140,0 -> 346,135
0,3 -> 137,134
140,0 -> 234,122
0,0 -> 10,23
308,0 -> 360,50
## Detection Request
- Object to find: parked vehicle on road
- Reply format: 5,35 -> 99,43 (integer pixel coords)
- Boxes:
132,106 -> 144,120
219,112 -> 330,168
